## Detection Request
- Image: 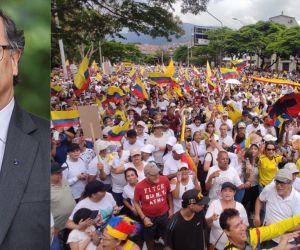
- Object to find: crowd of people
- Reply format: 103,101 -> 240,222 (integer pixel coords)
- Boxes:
50,61 -> 300,250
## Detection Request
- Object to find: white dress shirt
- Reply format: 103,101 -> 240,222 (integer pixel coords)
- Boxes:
0,98 -> 15,171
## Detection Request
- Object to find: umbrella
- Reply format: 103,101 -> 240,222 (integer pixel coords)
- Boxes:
225,79 -> 241,85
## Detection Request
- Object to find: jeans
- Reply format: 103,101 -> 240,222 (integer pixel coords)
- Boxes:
234,189 -> 245,203
50,235 -> 61,250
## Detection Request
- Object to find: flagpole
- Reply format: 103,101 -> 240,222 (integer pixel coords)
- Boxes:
53,0 -> 68,80
99,41 -> 102,68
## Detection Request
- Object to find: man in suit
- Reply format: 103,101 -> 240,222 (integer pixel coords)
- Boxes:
0,10 -> 50,249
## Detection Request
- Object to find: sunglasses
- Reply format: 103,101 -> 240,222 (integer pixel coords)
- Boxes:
266,148 -> 275,151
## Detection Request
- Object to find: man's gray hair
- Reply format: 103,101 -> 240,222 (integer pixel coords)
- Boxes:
0,10 -> 25,85
0,10 -> 25,51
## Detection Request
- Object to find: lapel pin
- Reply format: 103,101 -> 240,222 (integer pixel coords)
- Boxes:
13,159 -> 19,166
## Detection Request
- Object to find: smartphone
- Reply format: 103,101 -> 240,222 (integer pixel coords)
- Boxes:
53,131 -> 60,140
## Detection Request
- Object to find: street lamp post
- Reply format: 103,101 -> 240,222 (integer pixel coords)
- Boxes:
206,10 -> 223,66
232,17 -> 245,26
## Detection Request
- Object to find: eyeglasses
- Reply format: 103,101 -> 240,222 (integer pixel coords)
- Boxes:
275,180 -> 290,185
0,45 -> 12,61
266,148 -> 275,151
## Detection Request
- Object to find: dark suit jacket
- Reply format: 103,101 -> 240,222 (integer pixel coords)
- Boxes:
0,103 -> 50,250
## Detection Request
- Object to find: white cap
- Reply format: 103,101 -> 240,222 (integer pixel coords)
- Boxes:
291,135 -> 300,141
179,162 -> 189,170
137,121 -> 146,128
95,140 -> 109,153
284,162 -> 300,174
264,134 -> 277,142
141,144 -> 155,154
166,136 -> 177,146
172,144 -> 185,154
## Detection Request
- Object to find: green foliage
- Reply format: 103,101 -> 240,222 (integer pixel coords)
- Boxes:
173,45 -> 188,62
51,0 -> 209,64
100,41 -> 142,63
2,1 -> 50,119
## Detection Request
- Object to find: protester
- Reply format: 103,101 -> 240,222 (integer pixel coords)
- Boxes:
165,189 -> 210,250
133,162 -> 173,250
220,208 -> 300,250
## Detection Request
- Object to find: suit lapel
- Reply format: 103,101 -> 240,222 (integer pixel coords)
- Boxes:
0,103 -> 39,244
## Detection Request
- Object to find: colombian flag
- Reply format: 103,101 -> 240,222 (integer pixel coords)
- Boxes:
132,77 -> 149,100
148,72 -> 174,85
231,60 -> 246,71
74,56 -> 91,96
107,86 -> 126,103
236,136 -> 251,153
51,110 -> 80,128
220,68 -> 238,80
107,120 -> 130,141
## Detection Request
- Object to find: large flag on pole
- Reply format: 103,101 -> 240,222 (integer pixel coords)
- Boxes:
165,59 -> 175,77
51,110 -> 80,128
74,56 -> 91,96
220,67 -> 238,79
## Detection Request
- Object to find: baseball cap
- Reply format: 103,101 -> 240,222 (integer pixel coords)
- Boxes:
137,121 -> 146,128
221,182 -> 237,191
153,123 -> 163,128
169,103 -> 176,108
130,149 -> 141,157
95,140 -> 109,153
84,181 -> 111,196
166,136 -> 177,146
179,162 -> 189,170
172,144 -> 185,154
274,169 -> 293,183
144,162 -> 160,176
264,134 -> 277,142
141,144 -> 155,154
222,111 -> 228,117
51,161 -> 67,174
237,122 -> 246,129
284,162 -> 300,174
291,135 -> 300,141
182,189 -> 210,206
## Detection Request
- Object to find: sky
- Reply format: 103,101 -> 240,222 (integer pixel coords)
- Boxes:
173,0 -> 300,29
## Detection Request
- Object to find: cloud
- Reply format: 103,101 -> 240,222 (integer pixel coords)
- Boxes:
173,0 -> 300,29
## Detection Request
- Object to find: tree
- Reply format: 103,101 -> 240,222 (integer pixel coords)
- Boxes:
206,27 -> 233,65
239,21 -> 285,68
100,41 -> 142,63
173,45 -> 188,63
51,0 -> 209,65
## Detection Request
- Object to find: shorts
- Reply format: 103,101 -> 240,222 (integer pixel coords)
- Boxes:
143,212 -> 169,241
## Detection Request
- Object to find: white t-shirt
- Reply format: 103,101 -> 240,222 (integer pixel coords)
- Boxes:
205,165 -> 243,201
110,151 -> 130,193
163,151 -> 172,163
170,176 -> 196,213
157,100 -> 169,110
62,158 -> 88,199
245,124 -> 266,137
146,134 -> 169,164
137,133 -> 149,145
259,182 -> 300,242
122,184 -> 136,205
204,148 -> 219,167
67,228 -> 97,250
87,155 -> 112,185
219,135 -> 234,148
205,199 -> 248,250
124,162 -> 145,182
123,140 -> 145,152
80,148 -> 96,165
69,193 -> 116,222
293,178 -> 300,192
163,156 -> 182,176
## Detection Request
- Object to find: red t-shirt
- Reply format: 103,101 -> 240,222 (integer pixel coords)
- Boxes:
134,176 -> 170,217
